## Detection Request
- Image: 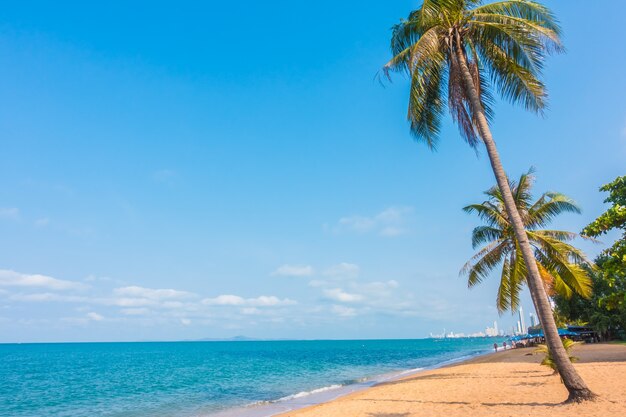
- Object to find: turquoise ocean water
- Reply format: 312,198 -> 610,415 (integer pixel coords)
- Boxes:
0,338 -> 501,417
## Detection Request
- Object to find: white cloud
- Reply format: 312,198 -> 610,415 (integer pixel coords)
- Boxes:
253,296 -> 296,306
106,297 -> 157,307
323,263 -> 360,279
323,288 -> 364,303
3,268 -> 306,328
10,293 -> 88,303
202,294 -> 245,306
272,264 -> 314,277
202,294 -> 296,307
337,215 -> 375,232
0,270 -> 87,291
332,206 -> 413,237
0,207 -> 20,220
113,286 -> 195,300
86,312 -> 104,321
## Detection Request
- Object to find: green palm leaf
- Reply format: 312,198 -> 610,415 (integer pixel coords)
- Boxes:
462,171 -> 593,313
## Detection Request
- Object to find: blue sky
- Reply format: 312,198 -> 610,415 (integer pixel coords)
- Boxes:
0,1 -> 624,343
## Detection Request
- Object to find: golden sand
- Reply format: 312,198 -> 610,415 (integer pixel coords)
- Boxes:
278,343 -> 626,417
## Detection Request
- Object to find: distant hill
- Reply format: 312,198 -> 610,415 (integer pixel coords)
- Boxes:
193,335 -> 259,342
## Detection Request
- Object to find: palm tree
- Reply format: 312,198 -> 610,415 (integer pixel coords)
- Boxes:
382,0 -> 595,401
461,170 -> 593,313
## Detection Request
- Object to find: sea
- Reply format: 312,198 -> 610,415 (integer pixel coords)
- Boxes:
0,337 -> 502,417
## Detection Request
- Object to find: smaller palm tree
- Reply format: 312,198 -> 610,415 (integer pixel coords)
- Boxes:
535,338 -> 580,377
461,169 -> 593,313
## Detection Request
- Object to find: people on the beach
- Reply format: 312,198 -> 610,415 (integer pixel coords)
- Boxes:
494,343 -> 498,352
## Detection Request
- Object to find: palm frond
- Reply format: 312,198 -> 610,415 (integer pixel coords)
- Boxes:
507,242 -> 526,311
527,192 -> 581,228
461,239 -> 509,287
470,12 -> 563,53
529,232 -> 593,298
471,225 -> 503,248
384,26 -> 444,77
470,0 -> 562,37
406,51 -> 448,148
473,34 -> 547,112
463,201 -> 509,228
496,255 -> 513,312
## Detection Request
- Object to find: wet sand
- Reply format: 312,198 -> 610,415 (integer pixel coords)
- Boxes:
277,343 -> 626,417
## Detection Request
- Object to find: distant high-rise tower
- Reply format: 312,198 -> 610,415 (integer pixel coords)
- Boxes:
519,306 -> 526,333
529,312 -> 537,327
517,321 -> 522,334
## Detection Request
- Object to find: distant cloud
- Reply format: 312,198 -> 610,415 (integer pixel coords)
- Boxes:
323,288 -> 364,303
2,265 -> 428,332
113,286 -> 195,300
331,206 -> 413,237
272,264 -> 314,277
86,312 -> 104,321
202,294 -> 296,307
10,293 -> 88,303
202,294 -> 245,306
0,270 -> 87,291
0,208 -> 20,221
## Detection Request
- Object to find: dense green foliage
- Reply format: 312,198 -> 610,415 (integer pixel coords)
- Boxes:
462,170 -> 592,312
555,176 -> 626,338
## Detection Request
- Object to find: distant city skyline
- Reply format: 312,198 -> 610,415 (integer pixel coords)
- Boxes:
430,306 -> 543,338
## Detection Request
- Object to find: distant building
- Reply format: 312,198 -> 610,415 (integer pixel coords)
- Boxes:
529,312 -> 537,327
519,307 -> 526,333
485,321 -> 499,337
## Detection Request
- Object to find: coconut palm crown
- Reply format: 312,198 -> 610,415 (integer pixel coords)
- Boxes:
462,170 -> 593,313
383,0 -> 563,148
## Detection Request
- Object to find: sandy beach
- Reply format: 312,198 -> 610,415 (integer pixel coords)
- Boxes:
277,343 -> 626,417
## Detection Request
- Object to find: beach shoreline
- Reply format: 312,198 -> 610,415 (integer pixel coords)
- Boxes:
272,343 -> 626,417
210,341 -> 504,417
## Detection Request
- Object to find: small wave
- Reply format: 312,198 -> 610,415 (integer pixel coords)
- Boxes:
276,384 -> 344,402
397,367 -> 424,376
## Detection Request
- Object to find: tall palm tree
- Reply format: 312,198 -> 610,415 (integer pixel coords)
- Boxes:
382,0 -> 595,401
461,170 -> 593,313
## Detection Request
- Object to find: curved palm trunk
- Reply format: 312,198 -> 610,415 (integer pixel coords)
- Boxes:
452,32 -> 595,402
